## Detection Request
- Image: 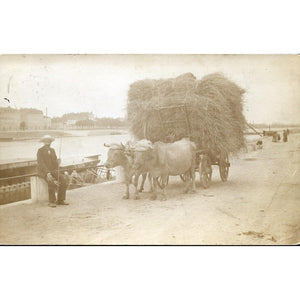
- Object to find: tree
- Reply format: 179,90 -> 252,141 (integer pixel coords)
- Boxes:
95,117 -> 127,128
75,119 -> 95,129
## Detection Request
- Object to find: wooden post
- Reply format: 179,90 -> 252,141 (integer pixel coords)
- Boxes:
30,176 -> 49,203
246,123 -> 263,137
183,103 -> 191,138
157,109 -> 167,142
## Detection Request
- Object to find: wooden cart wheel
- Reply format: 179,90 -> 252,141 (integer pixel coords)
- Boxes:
106,169 -> 112,180
219,153 -> 229,182
199,155 -> 212,189
157,176 -> 169,189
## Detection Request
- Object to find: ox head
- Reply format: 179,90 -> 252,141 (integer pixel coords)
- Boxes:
123,140 -> 136,156
104,142 -> 126,168
132,139 -> 154,172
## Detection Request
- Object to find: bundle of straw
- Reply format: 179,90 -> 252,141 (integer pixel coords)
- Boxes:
127,72 -> 246,154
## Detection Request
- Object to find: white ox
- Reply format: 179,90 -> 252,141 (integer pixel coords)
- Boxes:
133,138 -> 196,200
104,142 -> 150,199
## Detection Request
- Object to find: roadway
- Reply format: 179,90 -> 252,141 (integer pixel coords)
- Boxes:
0,133 -> 299,245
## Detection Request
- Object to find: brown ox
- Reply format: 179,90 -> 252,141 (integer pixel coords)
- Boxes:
133,138 -> 196,200
104,142 -> 149,199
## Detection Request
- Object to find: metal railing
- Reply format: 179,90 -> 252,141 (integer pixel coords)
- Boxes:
0,182 -> 31,205
0,165 -> 115,205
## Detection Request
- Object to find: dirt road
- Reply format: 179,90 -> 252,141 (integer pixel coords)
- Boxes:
0,134 -> 299,245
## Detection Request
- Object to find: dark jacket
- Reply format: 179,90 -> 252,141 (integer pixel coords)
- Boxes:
37,145 -> 59,178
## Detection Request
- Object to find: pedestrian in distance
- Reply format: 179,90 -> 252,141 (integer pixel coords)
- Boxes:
256,139 -> 263,149
283,130 -> 288,142
272,132 -> 278,142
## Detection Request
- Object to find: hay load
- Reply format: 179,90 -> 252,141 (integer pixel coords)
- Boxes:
127,72 -> 246,154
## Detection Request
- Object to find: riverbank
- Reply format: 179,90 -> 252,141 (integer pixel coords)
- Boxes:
0,133 -> 299,245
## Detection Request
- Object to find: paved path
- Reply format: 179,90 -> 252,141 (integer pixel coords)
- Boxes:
0,134 -> 299,245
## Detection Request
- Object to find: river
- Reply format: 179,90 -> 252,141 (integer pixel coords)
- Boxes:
0,131 -> 130,165
0,128 -> 288,165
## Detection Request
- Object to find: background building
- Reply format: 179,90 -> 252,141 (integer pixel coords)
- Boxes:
53,112 -> 95,129
0,107 -> 50,131
0,107 -> 20,131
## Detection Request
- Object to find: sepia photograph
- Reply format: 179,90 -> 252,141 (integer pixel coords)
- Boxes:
1,2 -> 300,300
0,54 -> 299,245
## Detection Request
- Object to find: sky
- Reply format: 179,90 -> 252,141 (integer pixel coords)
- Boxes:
0,54 -> 299,124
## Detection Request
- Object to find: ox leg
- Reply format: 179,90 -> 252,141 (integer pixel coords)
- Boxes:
148,173 -> 153,192
190,151 -> 196,193
161,176 -> 168,200
134,174 -> 140,200
138,173 -> 147,192
190,168 -> 196,193
151,177 -> 158,200
184,172 -> 191,193
123,182 -> 130,199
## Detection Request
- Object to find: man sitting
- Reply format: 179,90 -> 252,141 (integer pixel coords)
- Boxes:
37,135 -> 69,207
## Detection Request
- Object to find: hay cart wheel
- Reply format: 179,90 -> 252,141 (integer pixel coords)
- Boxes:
199,155 -> 212,189
219,153 -> 230,182
157,176 -> 169,189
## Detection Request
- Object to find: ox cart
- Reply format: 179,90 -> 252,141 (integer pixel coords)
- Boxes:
154,104 -> 230,189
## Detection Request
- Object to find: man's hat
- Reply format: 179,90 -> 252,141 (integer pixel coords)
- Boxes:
39,135 -> 55,143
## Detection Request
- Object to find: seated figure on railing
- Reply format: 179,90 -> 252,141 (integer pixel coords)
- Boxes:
37,135 -> 69,207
